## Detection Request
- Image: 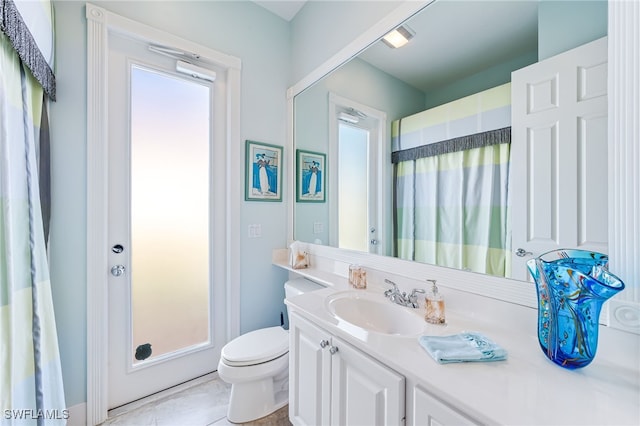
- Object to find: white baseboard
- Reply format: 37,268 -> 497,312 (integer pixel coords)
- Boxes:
66,402 -> 87,426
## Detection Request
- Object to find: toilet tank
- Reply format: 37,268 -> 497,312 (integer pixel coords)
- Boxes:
282,278 -> 323,329
284,278 -> 323,300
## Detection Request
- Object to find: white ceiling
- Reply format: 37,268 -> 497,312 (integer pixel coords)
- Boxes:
253,0 -> 307,21
255,0 -> 539,93
358,0 -> 539,93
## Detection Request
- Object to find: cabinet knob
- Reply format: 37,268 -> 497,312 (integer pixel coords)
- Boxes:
329,346 -> 339,355
320,339 -> 329,348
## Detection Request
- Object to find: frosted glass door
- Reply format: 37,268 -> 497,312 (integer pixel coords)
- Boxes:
130,66 -> 211,362
107,29 -> 225,409
338,123 -> 370,252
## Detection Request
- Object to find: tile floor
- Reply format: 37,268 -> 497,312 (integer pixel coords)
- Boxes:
101,373 -> 292,426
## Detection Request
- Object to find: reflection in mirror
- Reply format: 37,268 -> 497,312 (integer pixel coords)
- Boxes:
293,0 -> 608,281
329,93 -> 387,255
338,120 -> 372,252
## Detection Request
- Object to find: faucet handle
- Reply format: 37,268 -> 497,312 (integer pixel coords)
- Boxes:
384,279 -> 397,288
408,288 -> 426,308
384,279 -> 399,296
409,288 -> 426,297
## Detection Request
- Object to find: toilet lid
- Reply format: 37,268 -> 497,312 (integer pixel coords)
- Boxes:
221,326 -> 288,366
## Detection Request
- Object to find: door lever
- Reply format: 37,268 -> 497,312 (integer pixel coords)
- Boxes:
515,248 -> 533,257
111,265 -> 126,277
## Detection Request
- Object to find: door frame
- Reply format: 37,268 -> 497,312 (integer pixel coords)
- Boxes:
86,4 -> 241,424
328,93 -> 387,254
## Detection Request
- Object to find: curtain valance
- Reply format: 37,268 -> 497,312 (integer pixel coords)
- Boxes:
0,0 -> 55,100
391,126 -> 511,163
391,82 -> 511,163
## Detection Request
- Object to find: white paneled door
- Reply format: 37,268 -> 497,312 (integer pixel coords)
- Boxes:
510,37 -> 608,280
106,31 -> 226,409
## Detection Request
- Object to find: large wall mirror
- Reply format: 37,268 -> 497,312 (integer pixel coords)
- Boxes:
292,0 -> 610,282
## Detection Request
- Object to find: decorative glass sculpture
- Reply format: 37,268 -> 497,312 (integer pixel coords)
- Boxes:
526,249 -> 625,369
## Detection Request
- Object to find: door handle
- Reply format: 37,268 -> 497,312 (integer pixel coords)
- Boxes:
515,248 -> 533,257
111,265 -> 126,277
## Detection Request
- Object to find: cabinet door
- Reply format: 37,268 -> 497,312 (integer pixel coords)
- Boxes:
289,313 -> 332,426
330,336 -> 405,426
411,385 -> 478,426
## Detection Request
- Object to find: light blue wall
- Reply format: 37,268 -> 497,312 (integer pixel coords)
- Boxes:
538,0 -> 607,60
50,0 -> 290,408
424,50 -> 538,109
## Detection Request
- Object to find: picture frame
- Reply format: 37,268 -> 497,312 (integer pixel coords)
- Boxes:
245,140 -> 283,202
296,149 -> 326,202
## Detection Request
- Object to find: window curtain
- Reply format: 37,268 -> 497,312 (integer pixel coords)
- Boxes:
1,0 -> 65,424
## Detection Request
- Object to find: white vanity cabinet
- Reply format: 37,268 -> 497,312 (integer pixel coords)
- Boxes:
276,252 -> 639,425
289,312 -> 405,426
408,384 -> 479,426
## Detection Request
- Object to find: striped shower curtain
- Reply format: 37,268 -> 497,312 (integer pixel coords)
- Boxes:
394,142 -> 511,277
392,83 -> 512,277
0,12 -> 66,426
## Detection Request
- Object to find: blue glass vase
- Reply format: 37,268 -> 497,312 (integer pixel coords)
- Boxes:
526,249 -> 625,369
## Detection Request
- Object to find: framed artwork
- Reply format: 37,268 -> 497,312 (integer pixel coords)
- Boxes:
245,140 -> 283,201
296,149 -> 326,202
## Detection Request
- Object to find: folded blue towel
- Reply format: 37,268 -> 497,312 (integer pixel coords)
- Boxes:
418,332 -> 508,364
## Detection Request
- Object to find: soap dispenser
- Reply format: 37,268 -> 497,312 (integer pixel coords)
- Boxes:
424,279 -> 445,324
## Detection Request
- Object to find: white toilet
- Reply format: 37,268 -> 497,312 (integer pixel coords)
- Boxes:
217,278 -> 323,423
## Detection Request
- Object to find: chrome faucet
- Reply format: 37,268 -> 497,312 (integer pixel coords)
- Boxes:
384,279 -> 406,305
384,279 -> 424,308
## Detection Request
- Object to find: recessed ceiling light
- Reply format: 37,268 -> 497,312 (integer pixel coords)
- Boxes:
382,25 -> 415,49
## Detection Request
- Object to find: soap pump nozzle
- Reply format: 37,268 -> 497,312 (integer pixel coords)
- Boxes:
427,279 -> 438,294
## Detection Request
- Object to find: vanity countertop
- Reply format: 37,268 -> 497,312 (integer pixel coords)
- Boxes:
276,258 -> 640,425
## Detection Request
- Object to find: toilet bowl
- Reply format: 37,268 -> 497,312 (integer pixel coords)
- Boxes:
217,278 -> 323,423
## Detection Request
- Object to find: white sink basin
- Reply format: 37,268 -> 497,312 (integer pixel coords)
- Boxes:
325,291 -> 427,336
